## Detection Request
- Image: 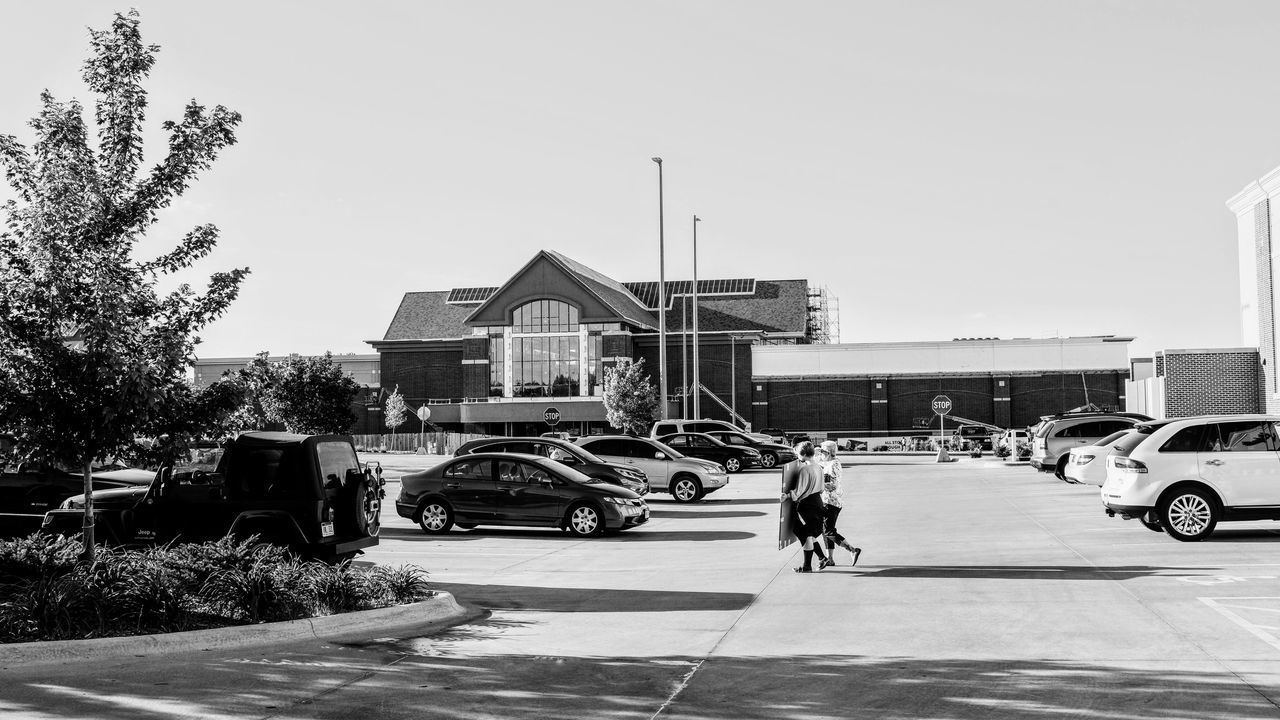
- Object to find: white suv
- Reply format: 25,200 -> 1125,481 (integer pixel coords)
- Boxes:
1101,415 -> 1280,541
650,419 -> 772,444
1030,413 -> 1149,478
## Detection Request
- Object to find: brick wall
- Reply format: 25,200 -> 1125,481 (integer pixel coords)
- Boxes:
1162,350 -> 1261,417
380,346 -> 464,402
752,371 -> 1128,435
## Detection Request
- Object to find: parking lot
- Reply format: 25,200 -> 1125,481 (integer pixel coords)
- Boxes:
351,454 -> 1280,719
5,454 -> 1280,719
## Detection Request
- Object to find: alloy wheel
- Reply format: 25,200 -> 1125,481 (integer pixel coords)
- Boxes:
1166,493 -> 1212,536
420,504 -> 449,532
569,506 -> 601,536
725,458 -> 741,473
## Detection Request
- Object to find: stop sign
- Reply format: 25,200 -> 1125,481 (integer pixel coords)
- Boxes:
931,395 -> 952,416
544,407 -> 561,427
416,406 -> 431,422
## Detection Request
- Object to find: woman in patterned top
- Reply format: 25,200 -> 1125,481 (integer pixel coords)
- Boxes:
818,440 -> 861,566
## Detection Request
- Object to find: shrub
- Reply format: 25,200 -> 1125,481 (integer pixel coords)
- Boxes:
369,564 -> 431,605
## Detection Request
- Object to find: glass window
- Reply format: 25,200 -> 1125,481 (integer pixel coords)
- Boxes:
316,442 -> 359,487
497,460 -> 527,483
1208,422 -> 1275,453
445,459 -> 492,480
1095,421 -> 1133,437
665,435 -> 689,447
1160,425 -> 1208,453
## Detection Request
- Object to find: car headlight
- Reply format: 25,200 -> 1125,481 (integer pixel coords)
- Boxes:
746,449 -> 761,457
603,496 -> 628,505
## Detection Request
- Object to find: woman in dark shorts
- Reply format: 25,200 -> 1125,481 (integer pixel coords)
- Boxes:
787,441 -> 831,572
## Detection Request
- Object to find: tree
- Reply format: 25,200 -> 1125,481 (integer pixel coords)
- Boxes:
602,358 -> 660,435
384,385 -> 408,432
218,353 -> 360,436
0,11 -> 247,561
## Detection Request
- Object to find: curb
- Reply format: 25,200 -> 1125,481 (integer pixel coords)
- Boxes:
0,591 -> 480,669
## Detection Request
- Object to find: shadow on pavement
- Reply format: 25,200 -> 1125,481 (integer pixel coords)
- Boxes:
374,526 -> 754,542
425,582 -> 755,612
831,564 -> 1219,581
646,509 -> 768,519
5,650 -> 1276,720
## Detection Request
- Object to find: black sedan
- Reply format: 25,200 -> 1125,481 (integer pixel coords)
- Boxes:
396,453 -> 649,537
656,432 -> 762,473
454,436 -> 649,495
0,455 -> 154,536
704,430 -> 797,469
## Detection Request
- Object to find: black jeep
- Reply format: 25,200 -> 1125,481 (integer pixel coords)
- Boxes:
42,432 -> 383,560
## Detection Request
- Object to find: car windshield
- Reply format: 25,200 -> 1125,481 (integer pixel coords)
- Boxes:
1110,423 -> 1167,457
171,445 -> 226,480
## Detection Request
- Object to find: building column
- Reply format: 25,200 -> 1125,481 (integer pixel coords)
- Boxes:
993,375 -> 1011,428
870,377 -> 889,434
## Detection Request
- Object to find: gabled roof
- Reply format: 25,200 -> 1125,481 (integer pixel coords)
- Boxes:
463,250 -> 658,330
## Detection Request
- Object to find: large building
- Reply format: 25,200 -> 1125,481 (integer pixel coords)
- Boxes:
1228,171 -> 1280,414
367,250 -> 1132,438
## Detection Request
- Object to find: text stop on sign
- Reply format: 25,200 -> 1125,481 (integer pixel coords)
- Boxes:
932,395 -> 952,416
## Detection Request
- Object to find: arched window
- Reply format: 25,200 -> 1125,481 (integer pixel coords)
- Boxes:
512,299 -> 579,333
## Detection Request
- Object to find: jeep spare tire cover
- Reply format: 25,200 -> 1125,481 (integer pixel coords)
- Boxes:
342,474 -> 381,537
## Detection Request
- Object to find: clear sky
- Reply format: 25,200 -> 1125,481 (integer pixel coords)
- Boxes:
3,1 -> 1277,360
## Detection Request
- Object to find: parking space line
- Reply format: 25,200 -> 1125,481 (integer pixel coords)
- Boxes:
1201,597 -> 1280,653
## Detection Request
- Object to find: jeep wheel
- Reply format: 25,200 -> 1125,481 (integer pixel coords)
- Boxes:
671,476 -> 703,503
1160,488 -> 1217,542
724,457 -> 742,473
566,503 -> 604,537
417,501 -> 453,534
760,452 -> 778,469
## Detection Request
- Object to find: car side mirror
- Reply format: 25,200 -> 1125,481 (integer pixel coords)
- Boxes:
540,477 -> 554,487
655,452 -> 666,460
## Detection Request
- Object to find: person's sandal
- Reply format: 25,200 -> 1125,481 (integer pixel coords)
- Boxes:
794,566 -> 812,573
818,557 -> 834,570
851,548 -> 862,567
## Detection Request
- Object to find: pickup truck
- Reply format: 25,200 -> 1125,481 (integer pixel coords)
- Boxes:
42,432 -> 383,560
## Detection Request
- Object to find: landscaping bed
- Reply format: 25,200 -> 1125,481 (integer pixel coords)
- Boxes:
0,534 -> 430,643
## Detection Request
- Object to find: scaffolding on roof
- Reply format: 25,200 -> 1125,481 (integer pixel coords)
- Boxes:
806,284 -> 839,344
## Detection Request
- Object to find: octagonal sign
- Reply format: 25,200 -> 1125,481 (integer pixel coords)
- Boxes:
932,395 -> 952,416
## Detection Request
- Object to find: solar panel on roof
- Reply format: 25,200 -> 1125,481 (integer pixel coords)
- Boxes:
446,287 -> 498,304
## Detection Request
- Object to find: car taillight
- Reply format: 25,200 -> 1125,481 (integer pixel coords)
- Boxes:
1076,454 -> 1095,465
1112,457 -> 1147,473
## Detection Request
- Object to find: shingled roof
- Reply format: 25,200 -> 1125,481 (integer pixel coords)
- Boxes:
539,251 -> 658,330
659,279 -> 810,335
380,291 -> 477,341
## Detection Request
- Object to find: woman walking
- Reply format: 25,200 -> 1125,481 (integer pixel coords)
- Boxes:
818,440 -> 861,566
787,441 -> 832,573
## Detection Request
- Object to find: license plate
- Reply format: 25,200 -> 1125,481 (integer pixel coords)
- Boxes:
321,522 -> 335,538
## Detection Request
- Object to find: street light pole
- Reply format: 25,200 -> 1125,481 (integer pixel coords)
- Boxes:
681,295 -> 688,419
730,334 -> 736,422
692,215 -> 701,418
652,157 -> 668,419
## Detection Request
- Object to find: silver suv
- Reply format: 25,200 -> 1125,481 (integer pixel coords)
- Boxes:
574,435 -> 729,503
1030,412 -> 1151,479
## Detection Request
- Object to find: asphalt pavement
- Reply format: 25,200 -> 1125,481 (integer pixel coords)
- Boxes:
2,455 -> 1280,719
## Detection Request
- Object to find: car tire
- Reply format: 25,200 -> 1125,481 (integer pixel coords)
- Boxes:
671,475 -> 704,503
1159,487 -> 1217,542
566,503 -> 605,537
724,457 -> 742,473
1139,512 -> 1164,533
1054,457 -> 1069,481
760,453 -> 778,469
417,501 -> 454,534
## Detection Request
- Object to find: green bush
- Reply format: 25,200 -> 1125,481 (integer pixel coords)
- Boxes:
0,533 -> 433,642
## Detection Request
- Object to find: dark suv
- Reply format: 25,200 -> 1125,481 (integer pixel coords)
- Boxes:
42,432 -> 383,560
454,436 -> 648,494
